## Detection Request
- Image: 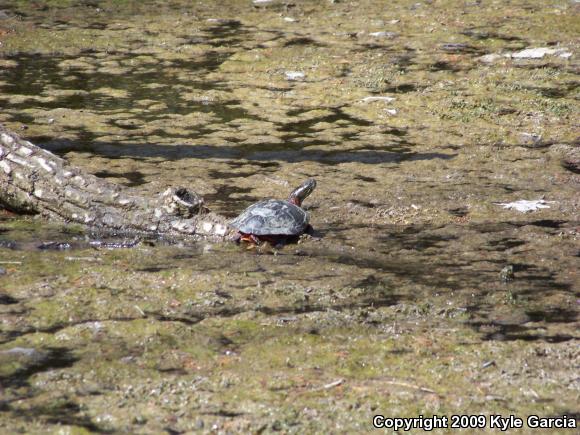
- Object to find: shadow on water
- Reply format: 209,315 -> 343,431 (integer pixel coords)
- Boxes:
0,346 -> 105,430
93,169 -> 147,187
0,51 -> 453,166
32,135 -> 456,166
0,52 -> 237,117
0,347 -> 77,389
309,221 -> 578,343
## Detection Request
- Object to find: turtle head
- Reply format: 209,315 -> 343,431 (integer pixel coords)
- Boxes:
288,178 -> 316,206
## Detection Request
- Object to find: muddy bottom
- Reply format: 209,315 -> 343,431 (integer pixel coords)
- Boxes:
0,0 -> 578,432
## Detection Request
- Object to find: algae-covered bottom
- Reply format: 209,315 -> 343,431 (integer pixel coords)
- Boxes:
0,0 -> 578,432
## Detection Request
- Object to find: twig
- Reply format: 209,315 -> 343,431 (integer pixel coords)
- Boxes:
383,379 -> 437,394
313,379 -> 344,391
65,256 -> 101,262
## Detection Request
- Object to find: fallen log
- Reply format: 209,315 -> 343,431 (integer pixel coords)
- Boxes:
0,125 -> 229,240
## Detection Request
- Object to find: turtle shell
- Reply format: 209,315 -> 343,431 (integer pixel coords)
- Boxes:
230,199 -> 309,236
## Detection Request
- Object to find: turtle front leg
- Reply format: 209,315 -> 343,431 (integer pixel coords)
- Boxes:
239,233 -> 262,247
249,234 -> 262,245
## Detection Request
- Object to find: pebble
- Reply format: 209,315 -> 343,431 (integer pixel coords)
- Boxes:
368,31 -> 398,39
360,96 -> 396,103
478,53 -> 504,64
285,71 -> 305,81
517,132 -> 542,146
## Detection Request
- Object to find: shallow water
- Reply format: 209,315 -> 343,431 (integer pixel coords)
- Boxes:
0,0 -> 578,432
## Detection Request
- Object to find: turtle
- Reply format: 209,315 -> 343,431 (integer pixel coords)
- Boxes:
230,178 -> 317,246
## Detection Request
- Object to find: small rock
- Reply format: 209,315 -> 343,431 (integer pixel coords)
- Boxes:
517,132 -> 542,146
478,53 -> 504,63
385,108 -> 397,115
368,31 -> 398,39
0,267 -> 6,275
133,415 -> 148,425
360,96 -> 396,103
285,71 -> 305,81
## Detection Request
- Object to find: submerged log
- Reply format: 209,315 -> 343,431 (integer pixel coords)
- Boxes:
0,125 -> 229,240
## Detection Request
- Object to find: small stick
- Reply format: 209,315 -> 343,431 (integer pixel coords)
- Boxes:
314,379 -> 344,391
65,256 -> 101,262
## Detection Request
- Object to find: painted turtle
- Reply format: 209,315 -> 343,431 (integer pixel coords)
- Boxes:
230,178 -> 316,245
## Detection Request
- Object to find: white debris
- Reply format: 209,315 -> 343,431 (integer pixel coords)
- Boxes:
65,256 -> 99,262
478,53 -> 504,63
33,188 -> 43,198
360,96 -> 396,103
496,199 -> 553,213
385,109 -> 398,115
369,31 -> 398,38
285,71 -> 305,81
510,47 -> 571,59
284,17 -> 297,22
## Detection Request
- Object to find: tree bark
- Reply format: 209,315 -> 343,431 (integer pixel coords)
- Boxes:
0,125 -> 229,240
